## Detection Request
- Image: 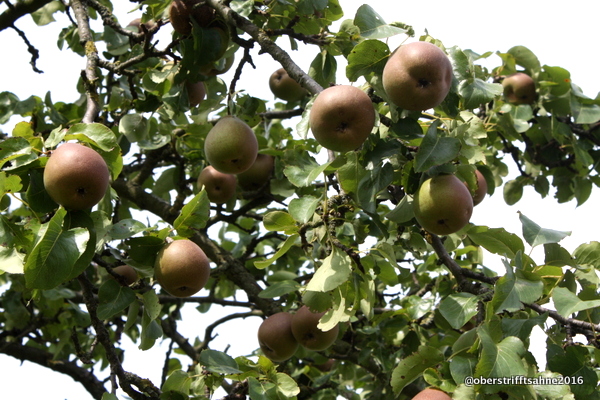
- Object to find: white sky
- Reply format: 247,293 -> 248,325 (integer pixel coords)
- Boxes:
1,0 -> 600,399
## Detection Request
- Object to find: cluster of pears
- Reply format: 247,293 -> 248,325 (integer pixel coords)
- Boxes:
413,170 -> 487,236
257,306 -> 340,363
199,116 -> 275,204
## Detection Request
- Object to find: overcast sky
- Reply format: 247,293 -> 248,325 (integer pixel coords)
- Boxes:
1,1 -> 600,399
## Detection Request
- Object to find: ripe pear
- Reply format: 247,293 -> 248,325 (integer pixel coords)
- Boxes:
382,41 -> 453,111
169,0 -> 217,35
502,72 -> 536,105
309,85 -> 375,153
269,68 -> 307,102
111,265 -> 138,286
291,306 -> 339,351
412,388 -> 452,400
257,312 -> 299,362
155,239 -> 210,297
43,142 -> 110,211
237,154 -> 275,191
413,174 -> 473,236
185,80 -> 206,107
197,165 -> 237,204
204,116 -> 258,174
471,169 -> 488,206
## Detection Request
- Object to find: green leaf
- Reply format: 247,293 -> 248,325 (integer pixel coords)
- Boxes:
274,372 -> 300,397
309,50 -> 337,88
162,370 -> 191,396
64,123 -> 118,152
385,195 -> 414,223
0,171 -> 22,195
24,209 -> 90,289
354,4 -> 408,38
346,39 -> 390,82
248,376 -> 276,400
459,79 -> 503,110
142,290 -> 161,321
119,113 -> 150,144
288,196 -> 320,224
262,211 -> 297,233
0,137 -> 37,170
474,325 -> 527,385
173,191 -> 210,238
518,212 -> 570,247
357,162 -> 394,214
96,279 -> 136,320
467,226 -> 525,258
306,247 -> 352,292
492,259 -> 543,313
31,1 -> 63,26
284,159 -> 332,187
199,349 -> 242,374
439,293 -> 478,329
414,121 -> 461,172
507,45 -> 541,73
391,345 -> 445,394
552,287 -> 600,317
503,179 -> 523,205
107,219 -> 148,240
259,280 -> 301,299
573,241 -> 600,267
254,234 -> 299,270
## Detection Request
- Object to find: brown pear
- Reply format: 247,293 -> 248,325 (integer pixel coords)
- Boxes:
382,41 -> 453,111
411,388 -> 452,400
43,142 -> 110,211
155,239 -> 210,297
197,165 -> 236,204
309,85 -> 375,153
185,80 -> 206,107
257,312 -> 299,362
111,265 -> 138,286
502,72 -> 536,105
237,154 -> 275,191
269,68 -> 307,102
413,174 -> 473,236
291,306 -> 339,351
204,116 -> 258,174
472,169 -> 488,206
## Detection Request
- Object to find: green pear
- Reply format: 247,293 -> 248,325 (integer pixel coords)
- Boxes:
43,142 -> 110,211
269,68 -> 307,102
155,239 -> 211,297
382,41 -> 453,111
291,305 -> 339,351
309,85 -> 375,152
237,154 -> 275,191
257,312 -> 299,362
197,165 -> 237,204
413,174 -> 473,235
204,116 -> 258,174
502,72 -> 536,105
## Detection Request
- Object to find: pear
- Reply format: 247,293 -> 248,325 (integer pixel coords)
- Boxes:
413,174 -> 473,235
472,169 -> 488,206
382,41 -> 453,111
309,85 -> 375,153
43,142 -> 110,211
204,116 -> 258,174
237,154 -> 275,191
197,165 -> 237,204
412,388 -> 453,400
502,72 -> 536,105
155,239 -> 210,297
185,80 -> 206,107
169,0 -> 217,35
269,68 -> 307,102
257,312 -> 299,362
291,305 -> 339,351
111,265 -> 138,286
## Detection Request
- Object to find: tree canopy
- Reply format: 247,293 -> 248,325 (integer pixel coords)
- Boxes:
1,1 -> 600,400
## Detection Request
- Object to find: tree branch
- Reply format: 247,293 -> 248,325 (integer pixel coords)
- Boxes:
0,0 -> 52,32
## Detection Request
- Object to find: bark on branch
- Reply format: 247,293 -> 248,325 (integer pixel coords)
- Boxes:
0,0 -> 53,32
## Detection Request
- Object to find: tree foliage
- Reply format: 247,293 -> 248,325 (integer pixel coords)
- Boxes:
1,1 -> 600,399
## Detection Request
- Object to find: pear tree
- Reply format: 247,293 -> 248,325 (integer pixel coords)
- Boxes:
1,1 -> 600,400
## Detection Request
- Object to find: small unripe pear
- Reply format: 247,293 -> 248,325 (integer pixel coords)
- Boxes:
185,81 -> 206,107
257,312 -> 299,362
43,142 -> 110,211
413,174 -> 473,236
155,239 -> 210,297
204,116 -> 258,174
